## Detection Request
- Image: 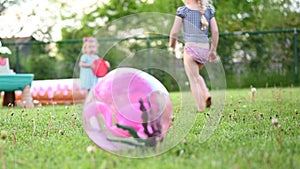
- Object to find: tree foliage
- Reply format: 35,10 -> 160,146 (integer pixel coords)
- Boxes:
214,0 -> 300,31
0,0 -> 25,14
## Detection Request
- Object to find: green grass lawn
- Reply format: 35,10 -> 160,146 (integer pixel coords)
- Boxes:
0,87 -> 299,169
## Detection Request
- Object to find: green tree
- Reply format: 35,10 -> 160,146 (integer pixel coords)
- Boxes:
22,42 -> 58,80
214,0 -> 299,31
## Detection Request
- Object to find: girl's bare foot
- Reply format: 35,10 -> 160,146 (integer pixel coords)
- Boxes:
206,96 -> 211,108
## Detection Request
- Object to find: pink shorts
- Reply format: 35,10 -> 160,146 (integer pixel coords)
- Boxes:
184,46 -> 209,64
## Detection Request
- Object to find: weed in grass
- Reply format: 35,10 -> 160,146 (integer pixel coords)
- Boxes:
32,119 -> 36,137
12,128 -> 17,145
20,109 -> 24,122
58,129 -> 64,135
45,116 -> 54,138
250,86 -> 256,102
86,145 -> 96,169
271,117 -> 283,149
1,130 -> 7,169
71,113 -> 78,130
36,108 -> 40,118
277,88 -> 283,114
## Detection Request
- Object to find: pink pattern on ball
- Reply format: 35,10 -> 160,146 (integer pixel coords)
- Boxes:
83,68 -> 173,151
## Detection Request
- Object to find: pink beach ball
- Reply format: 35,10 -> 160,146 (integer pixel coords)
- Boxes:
83,68 -> 173,152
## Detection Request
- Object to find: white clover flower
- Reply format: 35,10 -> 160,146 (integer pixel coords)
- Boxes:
251,87 -> 256,93
86,145 -> 96,154
272,118 -> 279,126
59,130 -> 65,135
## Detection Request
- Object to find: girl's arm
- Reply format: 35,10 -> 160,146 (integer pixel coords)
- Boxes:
79,61 -> 92,68
209,17 -> 219,61
169,16 -> 182,48
210,17 -> 219,52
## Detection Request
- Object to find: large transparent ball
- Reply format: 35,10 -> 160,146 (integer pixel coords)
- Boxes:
83,68 -> 173,156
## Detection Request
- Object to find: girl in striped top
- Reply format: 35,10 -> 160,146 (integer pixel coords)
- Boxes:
169,0 -> 219,111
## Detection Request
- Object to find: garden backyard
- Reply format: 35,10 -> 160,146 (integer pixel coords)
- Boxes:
1,0 -> 299,169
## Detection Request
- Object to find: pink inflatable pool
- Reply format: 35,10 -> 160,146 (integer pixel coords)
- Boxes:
14,79 -> 87,105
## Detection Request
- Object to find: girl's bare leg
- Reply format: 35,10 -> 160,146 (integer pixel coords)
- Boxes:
198,64 -> 211,107
183,52 -> 208,111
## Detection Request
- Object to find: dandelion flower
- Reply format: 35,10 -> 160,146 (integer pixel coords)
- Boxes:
250,87 -> 256,102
